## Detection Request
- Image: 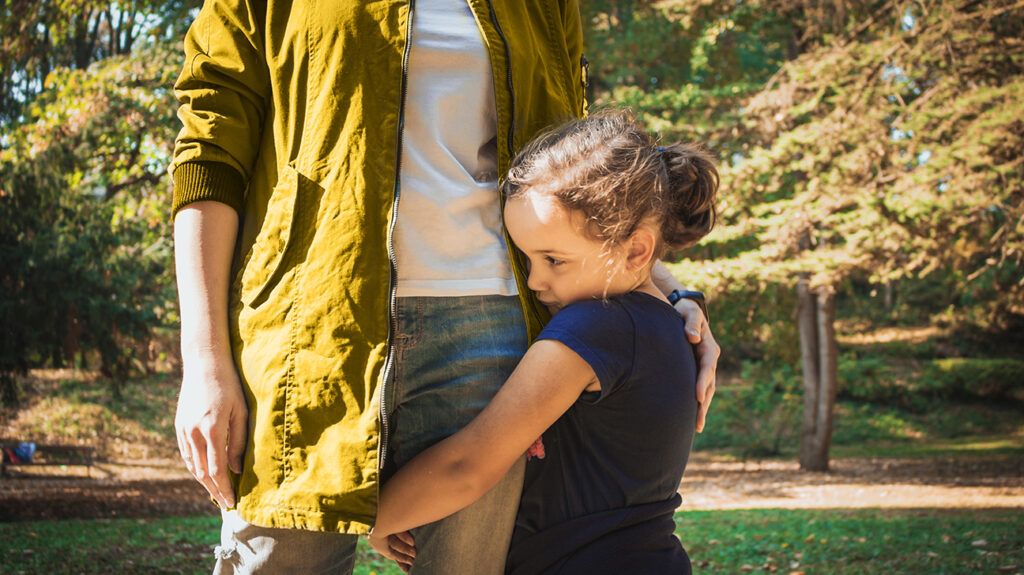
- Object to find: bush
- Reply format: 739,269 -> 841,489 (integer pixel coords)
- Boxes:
695,360 -> 802,457
925,358 -> 1024,401
838,353 -> 1024,406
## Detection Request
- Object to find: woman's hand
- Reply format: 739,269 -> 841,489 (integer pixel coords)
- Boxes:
673,298 -> 720,433
175,354 -> 248,509
369,530 -> 416,573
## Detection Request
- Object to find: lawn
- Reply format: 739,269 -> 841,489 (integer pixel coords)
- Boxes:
1,508 -> 1020,574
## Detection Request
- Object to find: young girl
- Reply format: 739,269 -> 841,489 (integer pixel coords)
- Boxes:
369,109 -> 718,574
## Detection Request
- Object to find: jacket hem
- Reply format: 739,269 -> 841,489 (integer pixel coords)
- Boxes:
229,498 -> 374,535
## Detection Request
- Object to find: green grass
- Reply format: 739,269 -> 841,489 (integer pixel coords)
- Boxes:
1,509 -> 1021,574
695,384 -> 1024,460
676,508 -> 1024,574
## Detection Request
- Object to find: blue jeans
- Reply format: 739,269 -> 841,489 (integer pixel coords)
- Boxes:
213,295 -> 529,574
385,295 -> 529,575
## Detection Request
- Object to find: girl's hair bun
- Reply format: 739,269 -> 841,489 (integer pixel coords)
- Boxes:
657,142 -> 719,251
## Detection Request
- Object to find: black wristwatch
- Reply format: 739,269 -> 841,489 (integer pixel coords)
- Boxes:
667,289 -> 709,324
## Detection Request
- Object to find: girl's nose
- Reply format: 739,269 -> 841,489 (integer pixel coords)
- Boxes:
527,268 -> 545,293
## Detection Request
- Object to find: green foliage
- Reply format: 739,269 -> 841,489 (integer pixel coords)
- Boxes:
0,0 -> 198,124
838,353 -> 1024,406
0,42 -> 179,403
926,358 -> 1024,401
695,361 -> 802,456
711,0 -> 1024,325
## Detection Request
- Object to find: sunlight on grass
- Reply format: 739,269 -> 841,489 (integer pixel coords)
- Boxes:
1,509 -> 1020,574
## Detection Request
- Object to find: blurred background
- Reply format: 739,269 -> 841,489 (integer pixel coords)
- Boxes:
1,1 -> 1021,573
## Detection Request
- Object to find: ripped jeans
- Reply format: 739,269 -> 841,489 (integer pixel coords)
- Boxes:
212,295 -> 529,575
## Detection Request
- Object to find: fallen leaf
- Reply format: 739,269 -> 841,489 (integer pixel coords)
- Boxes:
942,534 -> 952,543
927,552 -> 938,558
972,539 -> 988,547
741,564 -> 755,572
804,534 -> 816,543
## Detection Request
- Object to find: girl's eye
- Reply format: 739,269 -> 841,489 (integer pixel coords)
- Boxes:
545,256 -> 565,267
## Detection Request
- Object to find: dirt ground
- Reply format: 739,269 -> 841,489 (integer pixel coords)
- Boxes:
1,452 -> 1021,522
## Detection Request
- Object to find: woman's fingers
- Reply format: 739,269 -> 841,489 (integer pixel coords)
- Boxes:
694,323 -> 720,433
696,377 -> 716,433
205,422 -> 236,508
188,426 -> 228,508
673,299 -> 706,344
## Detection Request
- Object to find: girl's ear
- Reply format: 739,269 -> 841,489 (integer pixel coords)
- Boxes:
625,227 -> 657,272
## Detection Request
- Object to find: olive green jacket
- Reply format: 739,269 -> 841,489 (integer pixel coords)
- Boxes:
170,0 -> 587,534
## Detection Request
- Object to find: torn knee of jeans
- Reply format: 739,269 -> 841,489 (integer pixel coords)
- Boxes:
214,543 -> 237,561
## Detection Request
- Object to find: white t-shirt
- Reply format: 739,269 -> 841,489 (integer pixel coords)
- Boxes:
392,0 -> 518,297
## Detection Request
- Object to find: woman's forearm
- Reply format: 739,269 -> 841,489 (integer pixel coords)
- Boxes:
651,259 -> 689,295
173,201 -> 239,364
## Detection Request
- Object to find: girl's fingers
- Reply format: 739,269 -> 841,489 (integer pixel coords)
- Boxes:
393,530 -> 416,548
388,533 -> 417,564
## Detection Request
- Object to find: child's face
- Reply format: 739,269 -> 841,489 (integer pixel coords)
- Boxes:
504,190 -> 632,313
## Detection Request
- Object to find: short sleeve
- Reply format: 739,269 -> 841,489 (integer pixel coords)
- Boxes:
536,299 -> 636,399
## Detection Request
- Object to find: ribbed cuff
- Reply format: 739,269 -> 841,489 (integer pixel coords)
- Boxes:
171,161 -> 245,218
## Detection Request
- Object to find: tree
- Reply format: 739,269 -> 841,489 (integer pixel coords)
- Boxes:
0,0 -> 197,124
662,0 -> 1023,466
0,41 -> 180,405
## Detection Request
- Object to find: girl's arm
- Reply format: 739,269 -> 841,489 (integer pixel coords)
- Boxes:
372,339 -> 596,538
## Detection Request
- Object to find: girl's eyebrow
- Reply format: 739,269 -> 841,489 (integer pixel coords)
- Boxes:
537,249 -> 571,257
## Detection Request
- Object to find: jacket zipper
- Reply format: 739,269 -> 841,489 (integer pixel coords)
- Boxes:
379,0 -> 416,470
486,0 -> 515,160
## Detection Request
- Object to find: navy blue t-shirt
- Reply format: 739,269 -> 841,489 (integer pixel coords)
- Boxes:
506,291 -> 698,575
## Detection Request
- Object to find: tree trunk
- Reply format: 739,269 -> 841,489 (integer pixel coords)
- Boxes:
813,287 -> 838,470
0,371 -> 19,408
797,278 -> 820,468
798,281 -> 839,471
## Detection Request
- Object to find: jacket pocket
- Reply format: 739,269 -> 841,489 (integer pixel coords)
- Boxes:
240,164 -> 300,308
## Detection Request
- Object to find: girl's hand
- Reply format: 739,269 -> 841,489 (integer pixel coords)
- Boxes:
672,298 -> 720,433
369,530 -> 416,573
